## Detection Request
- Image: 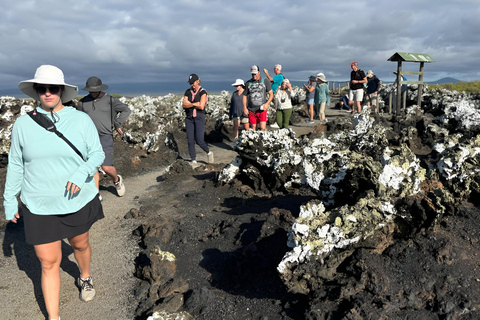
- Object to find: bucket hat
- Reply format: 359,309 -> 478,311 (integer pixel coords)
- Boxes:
366,70 -> 373,77
316,73 -> 327,82
18,65 -> 78,103
231,79 -> 245,87
82,76 -> 109,92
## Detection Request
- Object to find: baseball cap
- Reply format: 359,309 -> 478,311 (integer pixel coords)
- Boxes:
250,65 -> 259,74
350,62 -> 358,66
188,74 -> 199,84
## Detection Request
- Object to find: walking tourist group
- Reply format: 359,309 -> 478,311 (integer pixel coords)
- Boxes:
3,60 -> 383,319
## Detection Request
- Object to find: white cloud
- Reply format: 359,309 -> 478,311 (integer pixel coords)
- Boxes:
1,0 -> 479,93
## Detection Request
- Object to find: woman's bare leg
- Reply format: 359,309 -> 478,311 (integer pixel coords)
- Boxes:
34,241 -> 62,320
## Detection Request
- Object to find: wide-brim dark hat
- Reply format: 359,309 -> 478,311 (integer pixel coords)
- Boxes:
82,76 -> 109,92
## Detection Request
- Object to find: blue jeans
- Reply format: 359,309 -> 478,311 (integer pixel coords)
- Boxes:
185,113 -> 209,160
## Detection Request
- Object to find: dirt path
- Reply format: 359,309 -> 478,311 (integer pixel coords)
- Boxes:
0,168 -> 170,320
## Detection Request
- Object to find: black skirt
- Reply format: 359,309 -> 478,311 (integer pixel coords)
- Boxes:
21,195 -> 104,245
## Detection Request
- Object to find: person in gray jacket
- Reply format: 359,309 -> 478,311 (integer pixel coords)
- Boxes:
77,76 -> 131,197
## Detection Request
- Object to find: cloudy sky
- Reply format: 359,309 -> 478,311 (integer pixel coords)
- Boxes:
1,0 -> 479,94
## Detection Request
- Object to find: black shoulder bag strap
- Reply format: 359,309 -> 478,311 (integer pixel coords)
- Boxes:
110,95 -> 114,132
27,110 -> 85,161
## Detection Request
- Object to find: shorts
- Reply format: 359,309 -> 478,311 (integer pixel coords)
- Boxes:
348,89 -> 364,102
367,93 -> 378,106
22,195 -> 104,245
240,115 -> 249,124
306,98 -> 314,105
248,110 -> 267,125
99,134 -> 114,166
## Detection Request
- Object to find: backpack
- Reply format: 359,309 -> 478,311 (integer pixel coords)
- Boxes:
246,77 -> 267,112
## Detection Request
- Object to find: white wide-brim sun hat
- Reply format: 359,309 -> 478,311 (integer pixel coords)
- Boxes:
18,65 -> 78,103
231,79 -> 245,87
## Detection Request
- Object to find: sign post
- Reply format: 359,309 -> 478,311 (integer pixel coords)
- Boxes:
387,52 -> 435,115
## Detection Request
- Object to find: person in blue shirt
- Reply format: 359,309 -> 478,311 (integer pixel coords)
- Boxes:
4,65 -> 105,320
263,64 -> 284,94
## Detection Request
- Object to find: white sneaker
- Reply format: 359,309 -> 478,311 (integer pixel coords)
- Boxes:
77,276 -> 96,302
207,151 -> 214,163
114,175 -> 125,197
191,160 -> 197,164
270,123 -> 279,129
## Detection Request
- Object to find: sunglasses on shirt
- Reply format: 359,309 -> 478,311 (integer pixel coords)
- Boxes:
34,84 -> 63,95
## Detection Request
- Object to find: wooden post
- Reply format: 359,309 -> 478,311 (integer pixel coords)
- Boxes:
417,62 -> 425,107
395,61 -> 402,115
402,90 -> 407,111
389,92 -> 392,114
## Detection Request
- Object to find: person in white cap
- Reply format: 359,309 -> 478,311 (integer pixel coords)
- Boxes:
243,65 -> 274,131
366,70 -> 381,112
4,65 -> 105,320
263,64 -> 284,94
229,78 -> 247,143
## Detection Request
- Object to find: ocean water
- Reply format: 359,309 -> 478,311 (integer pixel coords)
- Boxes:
106,80 -> 349,97
1,80 -> 350,99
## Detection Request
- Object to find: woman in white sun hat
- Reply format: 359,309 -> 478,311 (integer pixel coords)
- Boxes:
4,65 -> 105,320
229,78 -> 247,143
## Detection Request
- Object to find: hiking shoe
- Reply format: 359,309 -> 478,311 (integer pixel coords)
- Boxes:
306,119 -> 314,124
270,123 -> 280,129
114,175 -> 125,197
77,276 -> 96,302
207,151 -> 214,163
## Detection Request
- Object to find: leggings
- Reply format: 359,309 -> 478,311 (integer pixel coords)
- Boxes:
276,108 -> 293,129
185,113 -> 209,160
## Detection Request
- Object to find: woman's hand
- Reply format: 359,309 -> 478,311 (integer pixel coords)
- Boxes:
10,212 -> 20,224
66,181 -> 81,194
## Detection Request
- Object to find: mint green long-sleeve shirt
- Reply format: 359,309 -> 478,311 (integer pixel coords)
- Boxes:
3,106 -> 105,220
314,83 -> 330,106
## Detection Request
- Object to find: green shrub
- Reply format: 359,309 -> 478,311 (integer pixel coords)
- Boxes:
428,81 -> 480,94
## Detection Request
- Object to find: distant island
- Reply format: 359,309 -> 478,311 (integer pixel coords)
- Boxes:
426,77 -> 461,84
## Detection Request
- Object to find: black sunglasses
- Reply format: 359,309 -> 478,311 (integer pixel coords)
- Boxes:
34,84 -> 63,95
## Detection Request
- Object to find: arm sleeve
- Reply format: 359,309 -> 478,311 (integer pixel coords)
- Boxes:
112,97 -> 131,129
264,79 -> 272,92
3,122 -> 24,220
67,117 -> 105,188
